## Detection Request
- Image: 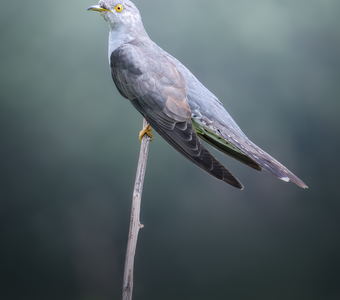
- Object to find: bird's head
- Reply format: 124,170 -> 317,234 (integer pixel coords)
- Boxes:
88,0 -> 142,31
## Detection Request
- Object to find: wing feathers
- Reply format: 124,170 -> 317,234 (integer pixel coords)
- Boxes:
141,112 -> 244,189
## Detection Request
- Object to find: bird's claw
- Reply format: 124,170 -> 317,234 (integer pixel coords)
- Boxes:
139,124 -> 153,141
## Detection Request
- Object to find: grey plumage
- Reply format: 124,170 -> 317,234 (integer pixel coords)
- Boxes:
88,0 -> 308,189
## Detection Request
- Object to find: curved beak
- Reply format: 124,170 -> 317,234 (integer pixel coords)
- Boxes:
87,5 -> 111,12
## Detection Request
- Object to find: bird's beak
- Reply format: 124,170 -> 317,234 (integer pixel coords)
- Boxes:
87,5 -> 111,13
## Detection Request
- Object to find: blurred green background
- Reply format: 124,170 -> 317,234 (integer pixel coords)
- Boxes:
1,0 -> 340,299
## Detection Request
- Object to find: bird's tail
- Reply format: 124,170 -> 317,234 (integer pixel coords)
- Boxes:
194,120 -> 307,189
243,140 -> 308,188
225,135 -> 308,189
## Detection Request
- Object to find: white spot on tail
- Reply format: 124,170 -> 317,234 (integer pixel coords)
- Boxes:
281,177 -> 290,182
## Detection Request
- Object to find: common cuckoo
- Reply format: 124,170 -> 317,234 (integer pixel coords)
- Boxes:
88,0 -> 307,190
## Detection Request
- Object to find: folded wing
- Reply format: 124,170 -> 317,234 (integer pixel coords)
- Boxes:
110,42 -> 244,189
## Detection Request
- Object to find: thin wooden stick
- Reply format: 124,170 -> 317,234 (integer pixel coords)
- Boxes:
122,118 -> 151,300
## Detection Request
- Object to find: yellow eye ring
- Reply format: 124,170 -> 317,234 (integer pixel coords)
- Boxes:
115,4 -> 124,12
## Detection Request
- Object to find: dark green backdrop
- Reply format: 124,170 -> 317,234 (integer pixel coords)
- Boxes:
1,0 -> 339,299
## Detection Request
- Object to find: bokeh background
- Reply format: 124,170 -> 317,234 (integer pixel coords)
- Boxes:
1,0 -> 340,299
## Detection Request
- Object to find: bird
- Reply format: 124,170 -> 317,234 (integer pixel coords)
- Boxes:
87,0 -> 308,190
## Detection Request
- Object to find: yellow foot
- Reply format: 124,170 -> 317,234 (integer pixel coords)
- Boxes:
139,124 -> 153,141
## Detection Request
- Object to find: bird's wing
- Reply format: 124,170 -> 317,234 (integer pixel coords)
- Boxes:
110,43 -> 243,189
156,46 -> 262,170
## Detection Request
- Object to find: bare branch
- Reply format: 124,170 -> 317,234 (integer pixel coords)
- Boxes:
122,118 -> 151,300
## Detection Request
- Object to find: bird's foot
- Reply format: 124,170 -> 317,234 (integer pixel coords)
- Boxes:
139,124 -> 153,141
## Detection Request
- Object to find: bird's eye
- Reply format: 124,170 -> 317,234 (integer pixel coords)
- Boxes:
115,4 -> 124,12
